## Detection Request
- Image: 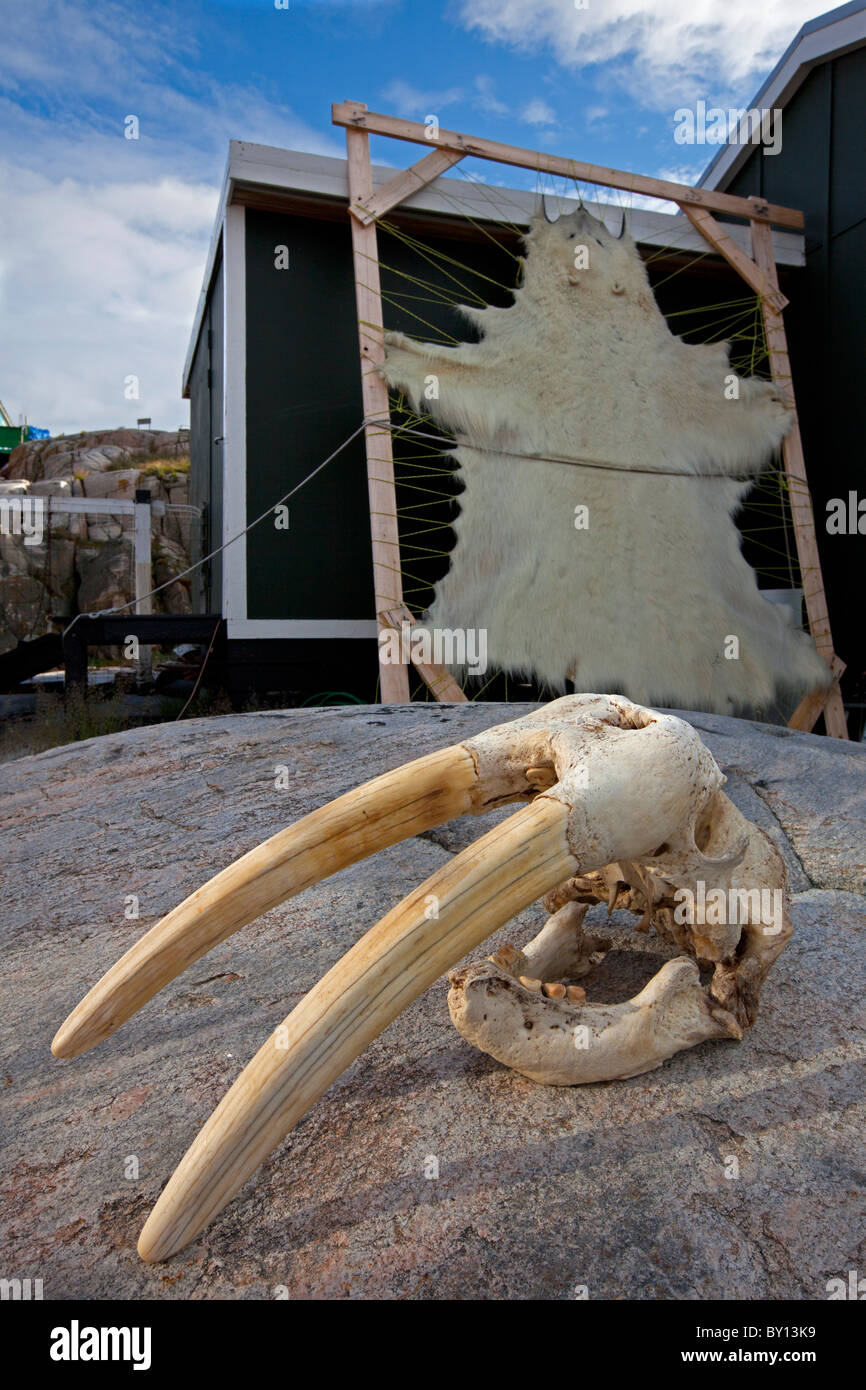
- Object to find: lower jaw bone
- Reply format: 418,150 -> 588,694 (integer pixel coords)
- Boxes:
448,953 -> 741,1087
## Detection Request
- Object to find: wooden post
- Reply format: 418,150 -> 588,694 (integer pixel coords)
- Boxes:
345,106 -> 410,702
750,216 -> 848,739
134,489 -> 153,686
62,625 -> 88,703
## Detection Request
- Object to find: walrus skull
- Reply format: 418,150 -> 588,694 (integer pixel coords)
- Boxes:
52,695 -> 790,1261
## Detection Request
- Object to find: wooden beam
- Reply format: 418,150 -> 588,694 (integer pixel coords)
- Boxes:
345,115 -> 410,702
350,148 -> 465,226
678,204 -> 788,311
45,497 -> 166,515
380,606 -> 469,702
133,495 -> 153,618
332,103 -> 805,230
750,215 -> 849,740
134,491 -> 153,685
788,655 -> 846,735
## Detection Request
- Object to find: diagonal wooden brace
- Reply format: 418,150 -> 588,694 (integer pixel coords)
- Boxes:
350,148 -> 465,227
380,605 -> 468,702
788,655 -> 846,734
678,203 -> 788,312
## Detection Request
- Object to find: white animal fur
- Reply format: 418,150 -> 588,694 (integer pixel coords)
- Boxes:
381,207 -> 830,713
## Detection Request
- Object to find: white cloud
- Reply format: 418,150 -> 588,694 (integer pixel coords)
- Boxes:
474,74 -> 509,116
0,92 -> 341,193
1,2 -> 194,96
383,74 -> 547,126
521,98 -> 558,126
625,165 -> 710,214
380,79 -> 464,116
585,105 -> 609,126
0,2 -> 343,436
457,0 -> 824,108
0,164 -> 218,435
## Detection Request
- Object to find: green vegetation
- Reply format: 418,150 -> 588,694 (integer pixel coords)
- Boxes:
104,453 -> 190,481
138,457 -> 190,483
0,690 -> 168,760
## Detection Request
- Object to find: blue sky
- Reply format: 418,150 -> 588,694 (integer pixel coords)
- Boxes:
0,0 -> 829,434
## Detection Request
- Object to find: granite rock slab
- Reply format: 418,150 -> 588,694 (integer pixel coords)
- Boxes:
0,703 -> 863,1299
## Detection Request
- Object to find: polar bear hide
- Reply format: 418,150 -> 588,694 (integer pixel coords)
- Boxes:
381,205 -> 830,714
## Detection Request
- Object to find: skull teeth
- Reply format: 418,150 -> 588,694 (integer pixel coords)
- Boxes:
522,979 -> 586,1003
525,765 -> 557,790
488,944 -> 523,972
515,977 -> 586,1004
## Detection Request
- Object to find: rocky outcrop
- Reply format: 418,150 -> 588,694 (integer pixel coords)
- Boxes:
0,429 -> 193,654
0,703 -> 863,1299
2,428 -> 189,483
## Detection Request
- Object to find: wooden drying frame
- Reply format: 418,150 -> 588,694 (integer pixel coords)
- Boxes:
333,100 -> 848,739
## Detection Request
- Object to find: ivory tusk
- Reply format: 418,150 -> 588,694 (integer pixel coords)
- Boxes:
136,795 -> 576,1262
52,745 -> 479,1060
